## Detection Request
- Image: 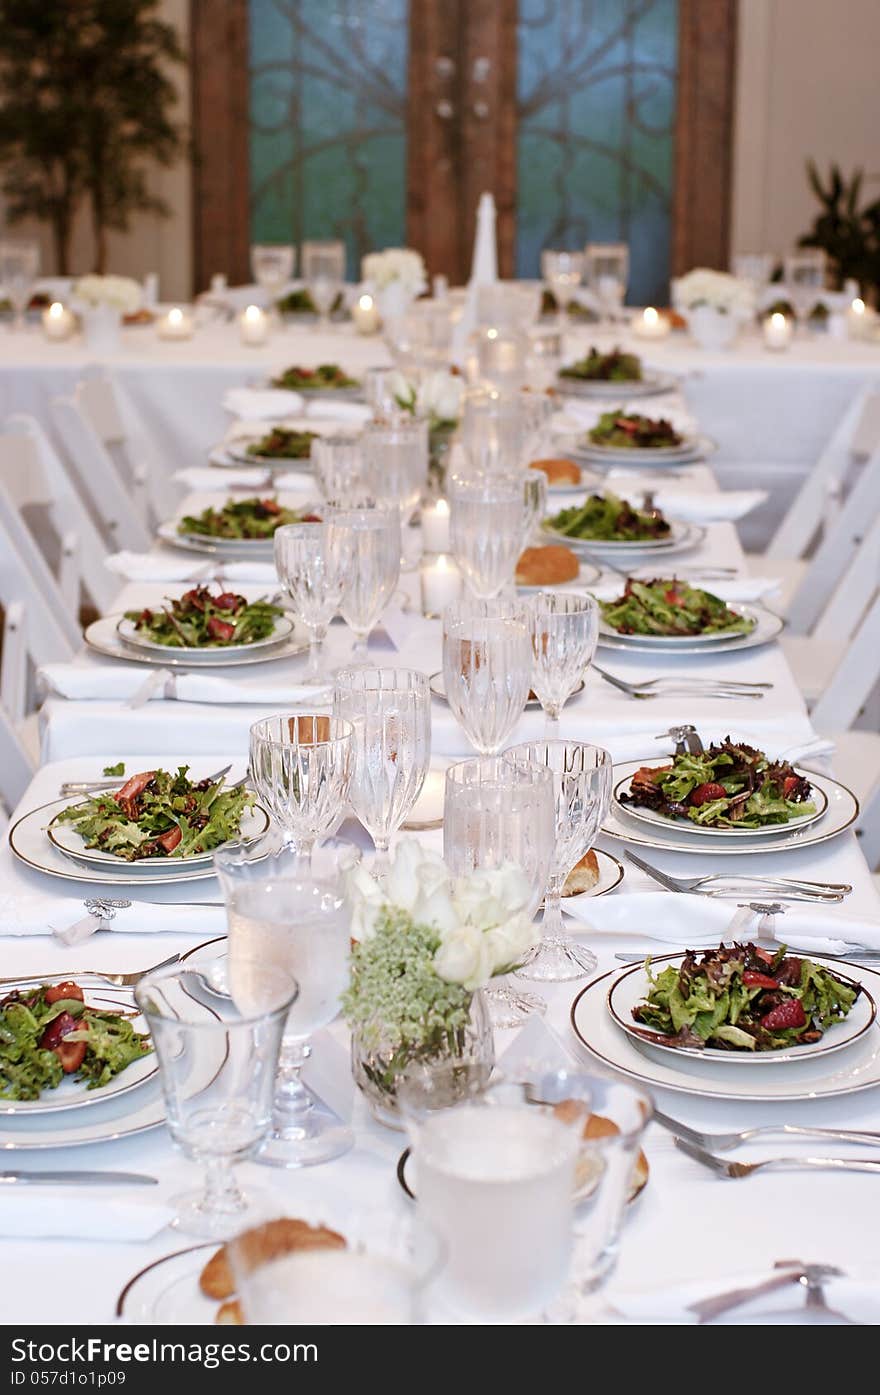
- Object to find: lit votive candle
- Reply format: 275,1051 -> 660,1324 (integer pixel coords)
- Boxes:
633,306 -> 669,340
157,306 -> 193,340
240,304 -> 269,346
421,497 -> 451,554
420,553 -> 462,618
352,292 -> 380,335
763,311 -> 792,351
847,297 -> 870,339
42,301 -> 75,341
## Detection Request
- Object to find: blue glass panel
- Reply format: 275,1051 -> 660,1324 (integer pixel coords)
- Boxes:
249,0 -> 408,280
516,0 -> 678,305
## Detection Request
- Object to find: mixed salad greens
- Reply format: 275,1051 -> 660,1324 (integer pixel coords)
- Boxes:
0,981 -> 152,1101
560,347 -> 643,382
631,943 -> 859,1052
54,766 -> 254,862
600,578 -> 755,637
622,739 -> 817,829
244,427 -> 318,460
178,497 -> 319,541
276,288 -> 344,316
588,410 -> 683,450
124,586 -> 284,648
271,363 -> 360,391
545,491 -> 671,543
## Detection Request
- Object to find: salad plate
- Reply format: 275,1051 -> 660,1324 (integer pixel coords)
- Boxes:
85,615 -> 308,669
0,981 -> 156,1115
612,767 -> 827,839
226,426 -> 318,467
571,957 -> 880,1103
47,803 -> 269,873
607,951 -> 875,1065
600,764 -> 858,856
208,445 -> 313,474
597,604 -> 783,655
548,519 -> 697,556
428,672 -> 586,708
116,613 -> 295,660
156,522 -> 274,557
556,371 -> 677,400
564,436 -> 717,468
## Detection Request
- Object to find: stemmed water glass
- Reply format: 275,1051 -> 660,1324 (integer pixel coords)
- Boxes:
783,249 -> 827,327
584,242 -> 629,325
361,415 -> 429,566
0,240 -> 39,330
443,755 -> 555,1027
460,388 -> 525,476
311,433 -> 365,501
214,841 -> 359,1168
251,243 -> 295,310
442,598 -> 531,755
449,474 -> 525,598
274,522 -> 349,683
302,240 -> 346,329
505,741 -> 612,981
333,667 -> 431,878
325,501 -> 401,660
528,592 -> 599,727
134,956 -> 298,1236
249,714 -> 354,864
541,249 -> 585,325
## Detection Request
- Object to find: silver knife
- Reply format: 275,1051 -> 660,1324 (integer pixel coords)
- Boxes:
0,1170 -> 158,1186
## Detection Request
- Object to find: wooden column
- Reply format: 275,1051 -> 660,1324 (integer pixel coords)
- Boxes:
190,0 -> 251,291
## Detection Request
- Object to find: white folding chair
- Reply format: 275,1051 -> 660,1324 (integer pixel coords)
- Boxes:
49,390 -> 152,552
73,374 -> 177,523
0,615 -> 37,814
0,416 -> 116,615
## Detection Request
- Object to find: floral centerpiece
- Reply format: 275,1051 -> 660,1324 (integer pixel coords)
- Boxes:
342,841 -> 536,1124
72,274 -> 143,353
361,247 -> 427,326
387,368 -> 464,483
670,267 -> 755,350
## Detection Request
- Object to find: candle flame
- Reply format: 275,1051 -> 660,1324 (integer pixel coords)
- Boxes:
357,293 -> 373,310
244,304 -> 263,322
49,302 -> 64,319
852,298 -> 865,314
169,307 -> 183,325
770,312 -> 786,327
643,307 -> 658,325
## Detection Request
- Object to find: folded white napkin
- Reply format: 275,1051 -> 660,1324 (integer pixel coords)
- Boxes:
0,1193 -> 174,1242
172,467 -> 313,493
0,892 -> 226,941
617,488 -> 767,523
222,387 -> 304,419
38,663 -> 332,707
304,398 -> 370,424
103,552 -> 278,584
562,890 -> 880,956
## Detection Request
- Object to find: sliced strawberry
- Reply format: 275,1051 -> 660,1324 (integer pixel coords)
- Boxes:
206,617 -> 235,642
258,498 -> 281,516
296,367 -> 315,378
761,998 -> 807,1031
689,782 -> 727,807
664,588 -> 684,606
156,826 -> 182,855
113,771 -> 156,804
743,970 -> 778,989
753,946 -> 775,966
301,512 -> 322,523
45,982 -> 84,1004
40,1010 -> 87,1069
782,775 -> 800,797
56,1036 -> 87,1074
180,587 -> 208,611
213,592 -> 244,612
615,416 -> 638,434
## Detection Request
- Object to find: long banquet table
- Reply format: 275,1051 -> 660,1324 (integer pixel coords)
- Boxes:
4,389 -> 880,1322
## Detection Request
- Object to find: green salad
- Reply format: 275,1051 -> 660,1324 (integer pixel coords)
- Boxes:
0,981 -> 152,1100
545,491 -> 670,543
178,497 -> 319,540
560,347 -> 643,382
622,740 -> 817,829
271,363 -> 359,391
244,427 -> 318,460
124,585 -> 284,648
54,765 -> 254,861
276,288 -> 344,316
588,410 -> 683,449
632,943 -> 859,1052
600,578 -> 755,637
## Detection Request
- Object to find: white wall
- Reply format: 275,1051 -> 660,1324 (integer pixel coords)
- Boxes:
732,0 -> 880,259
0,0 -> 191,302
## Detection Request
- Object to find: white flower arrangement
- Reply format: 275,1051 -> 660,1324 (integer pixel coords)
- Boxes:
73,274 -> 143,315
671,267 -> 755,318
361,247 -> 427,295
388,368 -> 464,429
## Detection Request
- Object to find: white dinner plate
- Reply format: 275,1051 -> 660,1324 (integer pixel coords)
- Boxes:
597,604 -> 783,655
47,800 -> 269,872
556,370 -> 678,400
226,439 -> 317,468
516,560 -> 602,593
543,518 -> 698,556
564,435 -> 717,468
611,762 -> 828,840
428,672 -> 586,708
571,956 -> 880,1102
0,981 -> 156,1116
116,613 -> 295,661
208,446 -> 313,474
116,1245 -> 218,1324
85,615 -> 309,669
607,953 -> 876,1065
601,764 -> 858,857
263,376 -> 364,401
156,521 -> 276,558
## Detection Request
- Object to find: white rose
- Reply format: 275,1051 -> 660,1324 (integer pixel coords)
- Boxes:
73,273 -> 142,314
346,862 -> 385,941
672,268 -> 754,317
361,247 -> 426,293
485,912 -> 538,975
388,369 -> 417,411
434,923 -> 493,991
417,371 -> 463,424
385,839 -> 458,934
453,864 -> 533,931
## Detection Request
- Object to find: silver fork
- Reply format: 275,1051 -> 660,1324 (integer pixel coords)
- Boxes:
59,763 -> 233,797
675,1136 -> 880,1177
0,954 -> 180,990
655,1108 -> 880,1152
624,849 -> 852,900
594,665 -> 770,698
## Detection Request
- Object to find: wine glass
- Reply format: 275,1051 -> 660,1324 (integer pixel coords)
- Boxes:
442,597 -> 531,754
214,841 -> 359,1168
783,249 -> 827,327
302,240 -> 346,329
364,365 -> 402,417
274,522 -> 349,683
361,415 -> 429,566
311,433 -> 365,501
505,741 -> 612,981
460,388 -> 525,476
325,501 -> 401,660
333,667 -> 431,877
449,475 -> 525,598
0,240 -> 39,330
540,249 -> 585,325
732,252 -> 774,299
249,714 -> 353,864
444,755 -> 555,1028
528,593 -> 599,727
521,469 -> 547,547
584,242 -> 629,325
474,325 -> 528,393
134,956 -> 298,1236
251,243 -> 295,310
